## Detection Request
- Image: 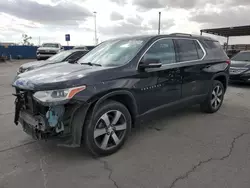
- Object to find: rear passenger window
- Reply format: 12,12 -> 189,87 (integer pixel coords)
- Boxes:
175,39 -> 199,62
143,39 -> 176,65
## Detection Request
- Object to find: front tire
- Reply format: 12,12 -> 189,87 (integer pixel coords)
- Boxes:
84,100 -> 132,156
200,80 -> 225,113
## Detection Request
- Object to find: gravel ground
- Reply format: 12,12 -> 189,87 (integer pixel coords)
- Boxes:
0,60 -> 250,188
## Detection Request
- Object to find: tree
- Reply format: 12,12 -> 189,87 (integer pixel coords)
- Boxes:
22,34 -> 32,45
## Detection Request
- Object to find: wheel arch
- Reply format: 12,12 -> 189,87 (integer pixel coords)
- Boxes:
212,72 -> 229,91
89,90 -> 138,126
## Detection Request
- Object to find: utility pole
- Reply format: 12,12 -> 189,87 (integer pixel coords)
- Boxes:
158,12 -> 161,35
226,36 -> 229,52
93,11 -> 97,45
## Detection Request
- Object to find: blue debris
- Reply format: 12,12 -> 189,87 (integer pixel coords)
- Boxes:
46,106 -> 65,127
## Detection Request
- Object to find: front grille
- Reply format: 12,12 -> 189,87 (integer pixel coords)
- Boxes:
37,50 -> 57,54
39,52 -> 56,55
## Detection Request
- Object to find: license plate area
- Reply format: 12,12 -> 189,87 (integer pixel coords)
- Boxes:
20,111 -> 38,127
22,121 -> 48,140
19,110 -> 47,131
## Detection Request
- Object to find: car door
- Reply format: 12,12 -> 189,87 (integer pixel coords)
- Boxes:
135,38 -> 182,114
174,38 -> 207,99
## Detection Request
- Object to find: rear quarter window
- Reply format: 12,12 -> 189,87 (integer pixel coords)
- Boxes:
203,40 -> 228,59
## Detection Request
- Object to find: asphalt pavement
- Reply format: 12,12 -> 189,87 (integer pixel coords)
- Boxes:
0,60 -> 250,188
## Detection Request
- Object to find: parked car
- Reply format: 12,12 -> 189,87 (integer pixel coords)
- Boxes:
18,49 -> 89,74
37,43 -> 63,60
229,51 -> 250,83
226,49 -> 240,59
12,34 -> 229,156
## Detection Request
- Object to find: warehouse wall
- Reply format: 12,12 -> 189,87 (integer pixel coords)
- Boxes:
0,45 -> 74,59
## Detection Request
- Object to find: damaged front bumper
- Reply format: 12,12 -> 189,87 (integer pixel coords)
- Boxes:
14,88 -> 90,147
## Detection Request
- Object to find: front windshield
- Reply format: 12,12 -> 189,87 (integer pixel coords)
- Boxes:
231,52 -> 250,61
42,43 -> 59,48
47,50 -> 73,62
77,38 -> 147,67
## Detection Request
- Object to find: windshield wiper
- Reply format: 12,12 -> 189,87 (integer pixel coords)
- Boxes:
80,62 -> 102,66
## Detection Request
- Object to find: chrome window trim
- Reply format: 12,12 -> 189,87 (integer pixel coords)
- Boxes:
136,37 -> 207,70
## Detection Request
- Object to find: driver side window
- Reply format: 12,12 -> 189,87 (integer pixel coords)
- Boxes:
144,39 -> 176,65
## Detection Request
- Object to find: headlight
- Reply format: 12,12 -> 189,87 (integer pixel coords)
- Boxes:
33,86 -> 86,104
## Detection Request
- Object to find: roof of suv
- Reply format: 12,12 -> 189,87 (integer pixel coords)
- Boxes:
106,34 -> 217,42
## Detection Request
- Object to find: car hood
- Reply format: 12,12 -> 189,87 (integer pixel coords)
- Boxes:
20,60 -> 54,70
37,47 -> 59,51
13,62 -> 109,90
230,60 -> 250,68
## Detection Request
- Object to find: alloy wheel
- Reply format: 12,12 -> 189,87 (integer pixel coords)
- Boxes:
211,85 -> 223,109
94,110 -> 127,150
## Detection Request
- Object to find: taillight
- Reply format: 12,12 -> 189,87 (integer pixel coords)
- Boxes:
226,59 -> 231,65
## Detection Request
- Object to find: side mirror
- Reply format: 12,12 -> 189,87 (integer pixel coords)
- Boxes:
138,58 -> 162,70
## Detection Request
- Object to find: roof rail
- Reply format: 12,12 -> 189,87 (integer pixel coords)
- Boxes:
195,35 -> 213,40
170,33 -> 192,36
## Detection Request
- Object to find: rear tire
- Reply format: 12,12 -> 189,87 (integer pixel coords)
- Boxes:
84,100 -> 131,156
200,80 -> 225,113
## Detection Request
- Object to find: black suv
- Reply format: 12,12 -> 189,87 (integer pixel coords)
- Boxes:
12,34 -> 229,156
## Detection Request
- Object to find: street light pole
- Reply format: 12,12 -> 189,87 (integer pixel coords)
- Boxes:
93,11 -> 97,45
38,36 -> 40,46
158,12 -> 161,35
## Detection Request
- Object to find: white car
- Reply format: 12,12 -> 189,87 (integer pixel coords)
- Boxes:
36,43 -> 63,60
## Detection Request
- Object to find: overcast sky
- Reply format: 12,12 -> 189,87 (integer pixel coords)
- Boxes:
0,0 -> 250,45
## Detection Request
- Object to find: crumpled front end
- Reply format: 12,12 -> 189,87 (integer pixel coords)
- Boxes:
13,88 -> 87,146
